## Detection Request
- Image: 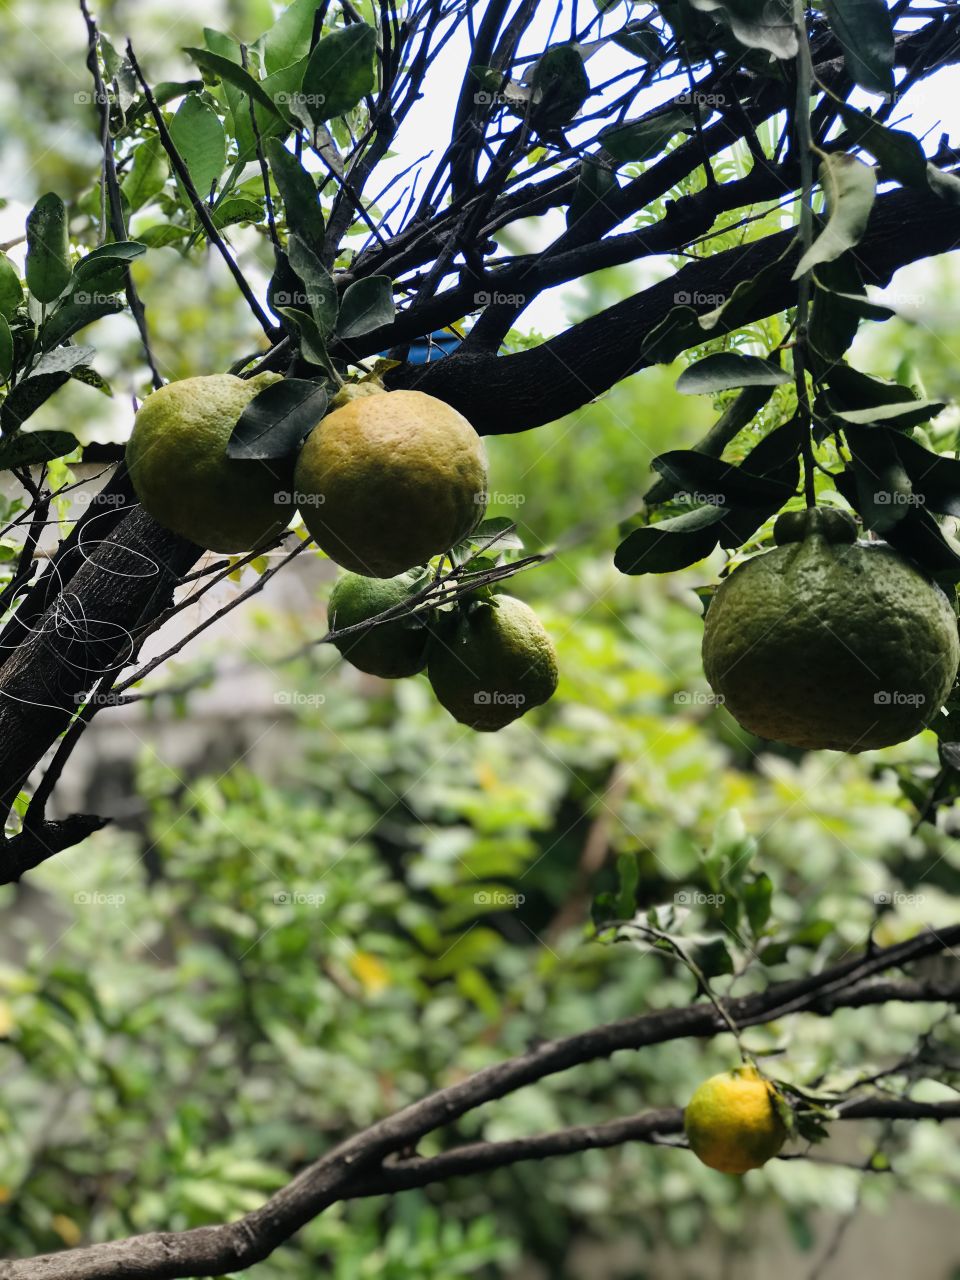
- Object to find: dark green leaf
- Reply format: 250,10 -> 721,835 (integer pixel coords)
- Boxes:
599,107 -> 690,163
835,103 -> 926,187
823,0 -> 894,96
848,424 -> 960,519
0,429 -> 79,468
808,255 -> 868,369
567,158 -> 618,230
0,315 -> 12,382
689,0 -> 797,58
300,24 -> 377,127
263,0 -> 323,74
137,225 -> 193,249
265,138 -> 324,250
824,363 -> 917,411
689,937 -> 734,980
612,21 -> 666,62
121,136 -> 169,210
0,373 -> 70,433
288,233 -> 338,336
25,193 -> 71,303
613,852 -> 639,920
615,505 -> 725,574
883,504 -> 960,583
846,426 -> 916,532
531,45 -> 590,128
227,377 -> 328,459
651,450 -> 795,507
211,197 -> 264,229
40,296 -> 123,351
276,307 -> 336,375
0,253 -> 24,319
676,352 -> 790,394
182,48 -> 284,120
471,517 -> 523,551
743,872 -> 773,935
834,400 -> 945,430
169,94 -> 227,201
337,276 -> 395,339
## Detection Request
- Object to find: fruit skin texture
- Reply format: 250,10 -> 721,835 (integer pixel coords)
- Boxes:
294,389 -> 488,577
127,373 -> 290,554
427,595 -> 558,731
328,571 -> 430,679
684,1065 -> 787,1175
702,522 -> 960,752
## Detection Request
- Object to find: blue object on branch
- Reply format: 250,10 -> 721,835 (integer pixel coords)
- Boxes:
383,328 -> 463,365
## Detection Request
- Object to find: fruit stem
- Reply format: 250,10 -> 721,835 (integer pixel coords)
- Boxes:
793,0 -> 817,510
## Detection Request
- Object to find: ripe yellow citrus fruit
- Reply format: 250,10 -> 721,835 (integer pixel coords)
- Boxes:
126,372 -> 292,553
702,508 -> 959,752
684,1064 -> 787,1174
328,571 -> 430,678
294,389 -> 488,577
427,595 -> 558,731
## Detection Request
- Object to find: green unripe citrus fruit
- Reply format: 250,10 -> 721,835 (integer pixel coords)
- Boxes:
127,373 -> 292,553
294,389 -> 488,577
427,595 -> 558,731
702,512 -> 959,752
328,571 -> 430,678
684,1065 -> 787,1175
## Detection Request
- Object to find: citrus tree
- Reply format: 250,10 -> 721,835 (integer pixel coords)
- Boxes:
0,0 -> 959,1275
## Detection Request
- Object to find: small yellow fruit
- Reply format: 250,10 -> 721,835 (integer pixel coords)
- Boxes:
294,389 -> 488,577
684,1064 -> 787,1174
126,372 -> 292,553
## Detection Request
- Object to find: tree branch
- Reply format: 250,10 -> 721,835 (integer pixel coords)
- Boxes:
3,931 -> 957,1280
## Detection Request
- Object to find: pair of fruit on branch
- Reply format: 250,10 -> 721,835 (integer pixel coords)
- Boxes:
125,374 -> 558,732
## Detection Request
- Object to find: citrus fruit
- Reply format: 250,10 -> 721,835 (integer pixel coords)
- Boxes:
127,372 -> 292,553
294,389 -> 487,577
702,508 -> 959,752
427,595 -> 558,731
328,571 -> 430,678
684,1064 -> 787,1174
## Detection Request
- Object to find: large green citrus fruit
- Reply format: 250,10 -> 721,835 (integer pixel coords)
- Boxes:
294,389 -> 487,577
684,1065 -> 787,1174
328,571 -> 430,678
127,373 -> 292,553
427,595 -> 558,731
702,508 -> 959,752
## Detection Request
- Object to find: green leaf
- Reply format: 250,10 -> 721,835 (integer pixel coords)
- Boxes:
337,276 -> 395,339
615,505 -> 725,574
676,352 -> 790,394
211,197 -> 265,229
25,193 -> 71,303
650,449 -> 796,507
227,377 -> 328,460
567,158 -> 618,230
121,136 -> 169,210
688,0 -> 798,59
612,20 -> 666,61
0,429 -> 79,468
0,315 -> 12,382
823,0 -> 894,96
743,872 -> 773,936
835,103 -> 926,187
846,424 -> 960,518
72,241 -> 146,293
834,400 -> 945,430
168,94 -> 227,202
793,154 -> 876,278
182,48 -> 284,121
1,373 -> 70,433
598,107 -> 689,163
276,307 -> 336,376
530,44 -> 590,128
613,852 -> 639,920
0,253 -> 24,319
40,296 -> 123,351
137,224 -> 193,249
471,516 -> 523,551
263,0 -> 323,74
824,363 -> 917,411
287,233 -> 338,336
689,937 -> 734,980
300,24 -> 377,127
265,138 -> 324,250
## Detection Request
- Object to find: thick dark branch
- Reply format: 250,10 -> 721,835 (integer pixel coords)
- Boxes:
4,931 -> 957,1280
382,180 -> 960,433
